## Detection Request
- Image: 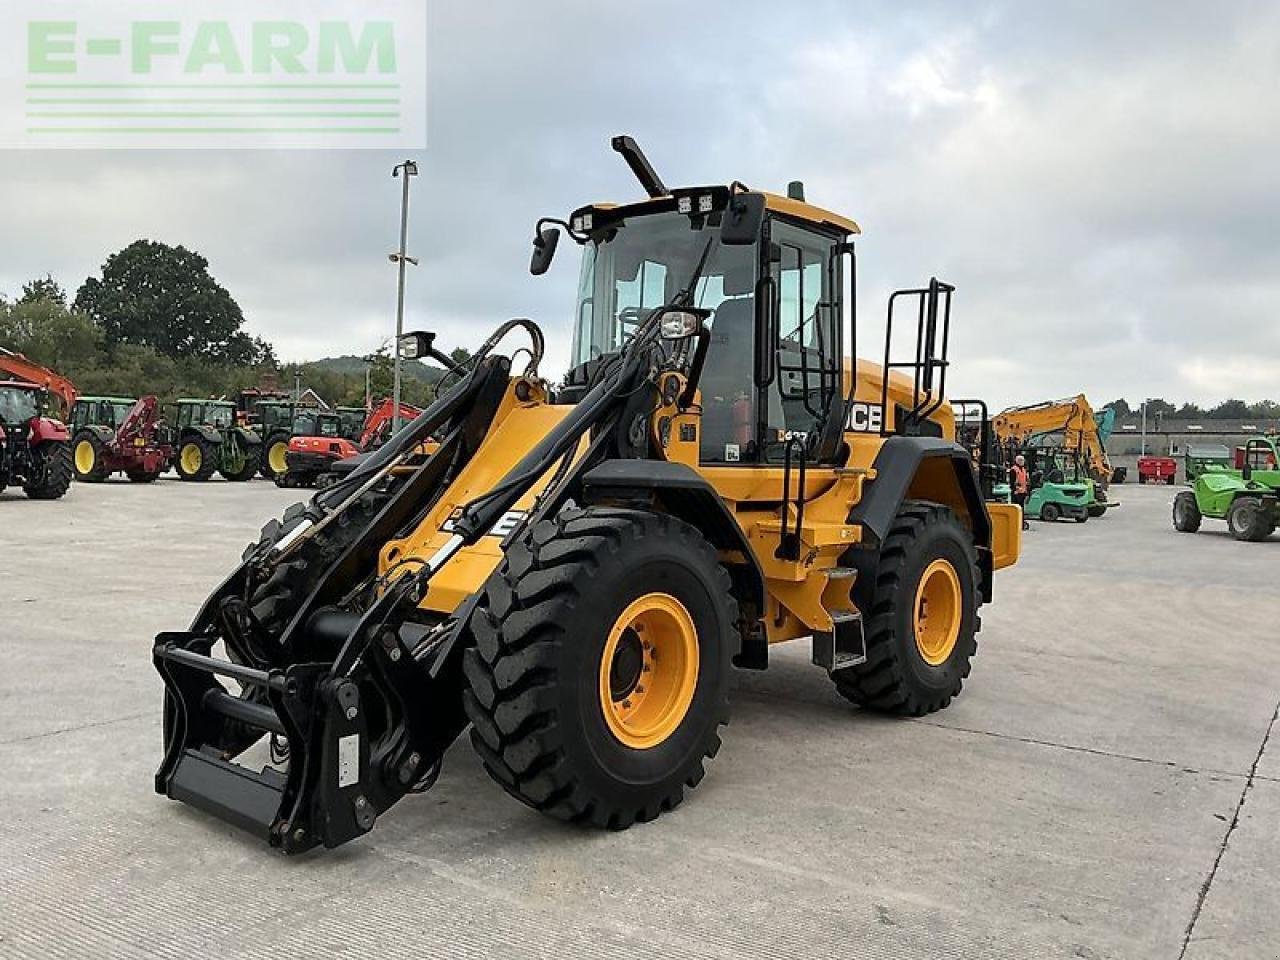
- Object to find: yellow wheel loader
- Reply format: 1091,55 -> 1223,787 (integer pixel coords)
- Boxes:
153,137 -> 1022,852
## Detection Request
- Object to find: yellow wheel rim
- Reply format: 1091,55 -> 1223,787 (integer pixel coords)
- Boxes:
74,440 -> 96,474
913,559 -> 962,666
180,443 -> 203,474
268,441 -> 288,474
599,592 -> 699,750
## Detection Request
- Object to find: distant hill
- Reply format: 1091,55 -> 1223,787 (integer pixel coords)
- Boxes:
306,355 -> 447,383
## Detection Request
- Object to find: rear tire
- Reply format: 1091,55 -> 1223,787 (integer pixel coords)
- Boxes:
24,441 -> 74,500
176,437 -> 217,482
72,431 -> 109,482
1173,491 -> 1201,532
1227,497 -> 1272,541
462,506 -> 736,829
832,501 -> 981,716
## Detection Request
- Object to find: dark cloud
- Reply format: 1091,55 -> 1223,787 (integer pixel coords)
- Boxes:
1,0 -> 1277,406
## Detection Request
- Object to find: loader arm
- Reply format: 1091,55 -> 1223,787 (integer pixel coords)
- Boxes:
152,312 -> 692,852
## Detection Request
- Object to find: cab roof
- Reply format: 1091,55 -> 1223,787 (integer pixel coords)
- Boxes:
576,186 -> 861,236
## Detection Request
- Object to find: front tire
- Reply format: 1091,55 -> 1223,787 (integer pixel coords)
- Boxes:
462,507 -> 736,829
1228,497 -> 1273,542
24,441 -> 74,500
1173,491 -> 1202,532
72,431 -> 110,482
1040,502 -> 1060,522
219,436 -> 260,482
832,501 -> 981,716
176,437 -> 217,481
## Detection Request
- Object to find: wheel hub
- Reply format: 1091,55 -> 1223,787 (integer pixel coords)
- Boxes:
913,559 -> 962,667
599,593 -> 699,750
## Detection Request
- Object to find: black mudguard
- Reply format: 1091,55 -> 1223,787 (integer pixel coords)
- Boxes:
850,436 -> 994,601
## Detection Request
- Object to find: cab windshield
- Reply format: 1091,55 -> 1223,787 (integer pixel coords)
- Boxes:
0,386 -> 40,425
571,211 -> 755,369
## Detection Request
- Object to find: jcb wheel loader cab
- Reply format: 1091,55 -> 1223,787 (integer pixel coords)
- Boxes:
152,137 -> 1020,853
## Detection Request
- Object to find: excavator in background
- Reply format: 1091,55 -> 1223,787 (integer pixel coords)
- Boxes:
992,395 -> 1118,487
993,394 -> 1120,518
0,348 -> 76,499
277,398 -> 422,488
152,135 -> 1021,854
70,395 -> 172,483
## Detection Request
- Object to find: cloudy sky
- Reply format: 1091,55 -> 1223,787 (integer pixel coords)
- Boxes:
1,0 -> 1278,408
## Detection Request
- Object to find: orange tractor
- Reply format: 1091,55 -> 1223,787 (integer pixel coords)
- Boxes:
276,398 -> 423,488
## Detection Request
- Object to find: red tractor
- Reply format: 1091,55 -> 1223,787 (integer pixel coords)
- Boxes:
0,348 -> 76,500
70,395 -> 172,483
276,398 -> 421,488
0,380 -> 74,499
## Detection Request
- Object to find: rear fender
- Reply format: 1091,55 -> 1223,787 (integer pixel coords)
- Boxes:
579,459 -> 768,668
30,417 -> 69,443
82,424 -> 115,444
183,425 -> 223,445
849,436 -> 997,601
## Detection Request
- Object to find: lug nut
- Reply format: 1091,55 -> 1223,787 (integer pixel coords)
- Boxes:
345,706 -> 358,720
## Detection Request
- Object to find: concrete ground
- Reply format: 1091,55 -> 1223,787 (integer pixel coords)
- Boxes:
1,476 -> 1277,959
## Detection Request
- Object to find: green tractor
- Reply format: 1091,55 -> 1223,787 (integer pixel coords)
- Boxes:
1174,437 -> 1280,541
251,399 -> 314,480
171,399 -> 261,482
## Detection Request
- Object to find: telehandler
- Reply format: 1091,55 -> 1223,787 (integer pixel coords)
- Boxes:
153,137 -> 1021,853
1174,436 -> 1280,541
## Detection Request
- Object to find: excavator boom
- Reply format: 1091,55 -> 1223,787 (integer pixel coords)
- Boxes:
0,348 -> 78,418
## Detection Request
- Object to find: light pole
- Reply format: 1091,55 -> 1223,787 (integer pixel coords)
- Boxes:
390,159 -> 420,434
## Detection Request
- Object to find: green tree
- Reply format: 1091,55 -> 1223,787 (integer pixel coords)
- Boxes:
74,240 -> 270,365
19,274 -> 67,306
1208,399 -> 1250,419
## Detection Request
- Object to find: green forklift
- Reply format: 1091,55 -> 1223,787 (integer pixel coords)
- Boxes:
1174,436 -> 1279,541
170,399 -> 261,482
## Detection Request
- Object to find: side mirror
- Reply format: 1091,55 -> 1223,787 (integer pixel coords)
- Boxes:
721,192 -> 765,245
398,330 -> 436,361
530,227 -> 560,276
1242,462 -> 1252,481
659,308 -> 709,340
